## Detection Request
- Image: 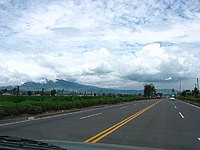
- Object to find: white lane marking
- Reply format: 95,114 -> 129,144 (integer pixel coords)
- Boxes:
179,112 -> 184,119
174,106 -> 177,109
198,138 -> 200,141
80,113 -> 102,120
119,106 -> 127,109
0,120 -> 30,127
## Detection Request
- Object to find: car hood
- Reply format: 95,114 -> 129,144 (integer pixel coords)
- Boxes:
42,140 -> 166,150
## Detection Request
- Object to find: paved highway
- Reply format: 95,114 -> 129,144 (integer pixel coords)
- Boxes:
0,99 -> 200,150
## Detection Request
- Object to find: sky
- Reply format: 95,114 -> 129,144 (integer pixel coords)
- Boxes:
0,0 -> 200,90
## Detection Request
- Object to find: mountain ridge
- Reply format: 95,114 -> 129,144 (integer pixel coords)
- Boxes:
0,79 -> 172,94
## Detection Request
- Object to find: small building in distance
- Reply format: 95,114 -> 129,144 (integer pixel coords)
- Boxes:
2,92 -> 13,96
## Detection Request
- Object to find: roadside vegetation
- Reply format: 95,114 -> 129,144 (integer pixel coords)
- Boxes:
177,81 -> 200,106
177,91 -> 200,106
0,94 -> 150,119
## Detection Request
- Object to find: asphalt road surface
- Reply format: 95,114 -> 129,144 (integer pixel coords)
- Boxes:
0,99 -> 200,150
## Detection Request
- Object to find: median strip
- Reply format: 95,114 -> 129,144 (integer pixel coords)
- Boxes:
85,100 -> 161,143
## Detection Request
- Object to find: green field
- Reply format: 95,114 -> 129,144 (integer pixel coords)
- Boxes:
0,95 -> 150,119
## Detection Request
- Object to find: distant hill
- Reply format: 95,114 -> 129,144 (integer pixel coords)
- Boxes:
0,79 -> 142,94
0,79 -> 172,95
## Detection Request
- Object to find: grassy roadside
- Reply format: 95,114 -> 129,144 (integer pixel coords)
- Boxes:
177,96 -> 200,107
0,95 -> 150,120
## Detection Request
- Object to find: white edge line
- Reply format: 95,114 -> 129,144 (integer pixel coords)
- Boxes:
178,100 -> 200,110
80,113 -> 102,120
0,120 -> 30,127
179,112 -> 184,119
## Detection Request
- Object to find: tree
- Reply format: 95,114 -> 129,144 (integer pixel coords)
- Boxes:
27,91 -> 32,96
3,88 -> 8,92
181,90 -> 191,96
144,84 -> 156,97
192,86 -> 199,98
51,89 -> 56,96
11,88 -> 17,95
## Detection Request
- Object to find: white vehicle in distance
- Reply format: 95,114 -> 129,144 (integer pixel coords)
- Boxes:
170,97 -> 175,100
169,94 -> 176,101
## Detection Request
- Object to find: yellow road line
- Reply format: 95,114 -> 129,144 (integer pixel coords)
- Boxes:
84,100 -> 161,143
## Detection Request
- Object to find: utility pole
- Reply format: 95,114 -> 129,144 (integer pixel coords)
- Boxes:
197,78 -> 199,91
179,82 -> 182,93
60,89 -> 64,100
40,88 -> 44,101
16,86 -> 19,107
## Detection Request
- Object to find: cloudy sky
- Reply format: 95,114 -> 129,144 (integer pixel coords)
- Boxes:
0,0 -> 200,90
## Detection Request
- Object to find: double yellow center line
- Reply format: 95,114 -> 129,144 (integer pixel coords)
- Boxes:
85,100 -> 161,143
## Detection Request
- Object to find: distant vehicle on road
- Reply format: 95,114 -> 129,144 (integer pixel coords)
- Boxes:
170,97 -> 175,100
169,94 -> 176,101
156,94 -> 161,99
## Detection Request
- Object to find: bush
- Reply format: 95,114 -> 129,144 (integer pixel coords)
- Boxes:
26,106 -> 42,115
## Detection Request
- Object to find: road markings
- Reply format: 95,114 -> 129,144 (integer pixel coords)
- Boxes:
0,120 -> 30,127
179,112 -> 184,119
80,113 -> 102,120
198,138 -> 200,141
119,106 -> 127,109
85,100 -> 161,143
0,101 -> 149,127
174,106 -> 177,109
0,102 -> 135,127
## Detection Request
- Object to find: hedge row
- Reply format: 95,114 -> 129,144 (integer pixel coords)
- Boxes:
0,95 -> 149,119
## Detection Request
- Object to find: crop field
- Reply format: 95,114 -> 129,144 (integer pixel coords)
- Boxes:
0,95 -> 149,119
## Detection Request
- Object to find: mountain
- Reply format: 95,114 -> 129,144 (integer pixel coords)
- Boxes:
0,79 -> 141,94
0,79 -> 172,95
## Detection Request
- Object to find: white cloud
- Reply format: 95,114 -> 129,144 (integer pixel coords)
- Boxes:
0,43 -> 200,90
0,0 -> 200,89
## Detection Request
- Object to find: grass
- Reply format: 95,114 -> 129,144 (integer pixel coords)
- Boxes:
177,96 -> 200,106
0,95 -> 150,119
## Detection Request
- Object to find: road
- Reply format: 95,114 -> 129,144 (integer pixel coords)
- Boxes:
0,99 -> 200,150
